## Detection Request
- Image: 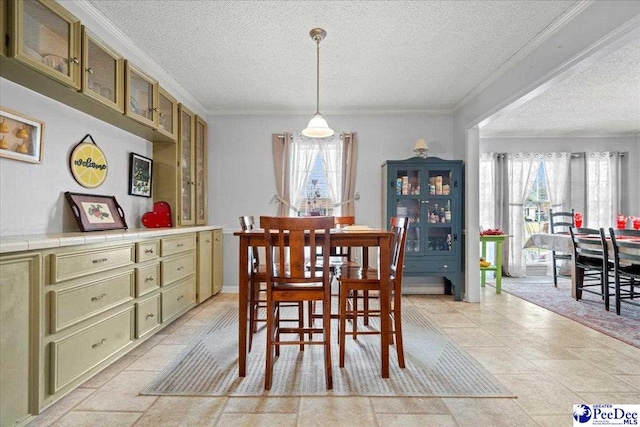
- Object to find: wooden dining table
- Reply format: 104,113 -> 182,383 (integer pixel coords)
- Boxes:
234,228 -> 394,378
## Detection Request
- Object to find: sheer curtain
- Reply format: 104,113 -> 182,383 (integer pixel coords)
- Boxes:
272,133 -> 292,216
506,153 -> 540,277
544,152 -> 571,210
587,151 -> 620,228
340,133 -> 358,216
289,134 -> 319,215
479,153 -> 497,230
318,137 -> 342,215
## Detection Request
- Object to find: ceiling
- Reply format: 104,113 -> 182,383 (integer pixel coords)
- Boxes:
86,0 -> 640,137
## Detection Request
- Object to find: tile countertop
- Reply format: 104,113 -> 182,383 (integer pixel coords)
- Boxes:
0,225 -> 224,254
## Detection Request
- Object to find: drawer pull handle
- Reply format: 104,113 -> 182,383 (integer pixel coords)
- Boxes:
443,265 -> 448,269
177,295 -> 184,301
92,258 -> 108,264
176,243 -> 184,247
91,338 -> 107,349
146,313 -> 155,319
145,276 -> 155,282
145,248 -> 155,254
206,239 -> 211,243
91,293 -> 107,301
176,266 -> 184,271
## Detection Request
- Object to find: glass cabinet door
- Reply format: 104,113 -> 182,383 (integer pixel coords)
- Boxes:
424,168 -> 456,253
157,87 -> 178,141
125,61 -> 158,128
394,168 -> 422,253
195,116 -> 208,225
179,105 -> 195,225
13,0 -> 81,89
81,28 -> 123,112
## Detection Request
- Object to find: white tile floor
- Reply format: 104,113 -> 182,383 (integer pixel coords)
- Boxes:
28,287 -> 640,427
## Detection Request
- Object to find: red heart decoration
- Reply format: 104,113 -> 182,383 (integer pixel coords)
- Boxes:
142,201 -> 173,228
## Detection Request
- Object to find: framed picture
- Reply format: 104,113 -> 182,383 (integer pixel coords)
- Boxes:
0,107 -> 44,163
64,192 -> 128,232
128,152 -> 152,197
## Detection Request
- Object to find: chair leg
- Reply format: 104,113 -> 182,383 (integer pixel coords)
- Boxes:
248,279 -> 258,352
323,294 -> 333,389
575,268 -> 584,300
552,252 -> 558,287
339,283 -> 348,368
299,302 -> 305,351
363,290 -> 370,325
393,292 -> 405,368
265,299 -> 275,390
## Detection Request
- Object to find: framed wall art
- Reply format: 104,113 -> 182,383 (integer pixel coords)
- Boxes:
0,107 -> 44,163
64,192 -> 128,232
128,152 -> 152,197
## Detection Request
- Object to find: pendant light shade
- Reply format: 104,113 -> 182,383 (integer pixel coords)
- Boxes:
302,28 -> 334,138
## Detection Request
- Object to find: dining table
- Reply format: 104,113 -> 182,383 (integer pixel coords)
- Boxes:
234,227 -> 395,378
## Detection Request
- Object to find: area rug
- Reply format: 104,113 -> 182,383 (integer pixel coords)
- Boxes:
141,305 -> 514,397
498,277 -> 640,349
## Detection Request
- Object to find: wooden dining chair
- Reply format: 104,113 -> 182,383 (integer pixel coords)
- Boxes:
608,228 -> 640,315
549,208 -> 574,287
569,226 -> 614,310
336,216 -> 409,369
260,215 -> 334,390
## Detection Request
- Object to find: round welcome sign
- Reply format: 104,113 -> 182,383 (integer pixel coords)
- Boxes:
69,135 -> 108,188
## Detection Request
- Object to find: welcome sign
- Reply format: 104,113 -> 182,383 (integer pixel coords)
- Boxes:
69,134 -> 108,188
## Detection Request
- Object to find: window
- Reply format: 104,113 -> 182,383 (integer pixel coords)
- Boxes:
524,163 -> 550,264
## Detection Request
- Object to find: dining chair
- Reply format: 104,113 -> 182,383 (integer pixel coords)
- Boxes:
239,215 -> 266,352
260,215 -> 334,390
549,208 -> 574,287
569,226 -> 614,310
336,216 -> 409,369
608,228 -> 640,315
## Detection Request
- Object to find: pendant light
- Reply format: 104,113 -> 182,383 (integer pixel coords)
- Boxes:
302,28 -> 334,138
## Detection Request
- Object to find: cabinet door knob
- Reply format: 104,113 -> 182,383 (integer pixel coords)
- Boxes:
86,67 -> 93,74
146,313 -> 155,319
145,276 -> 154,282
443,264 -> 448,269
158,112 -> 165,117
70,57 -> 79,64
205,239 -> 211,243
145,248 -> 154,254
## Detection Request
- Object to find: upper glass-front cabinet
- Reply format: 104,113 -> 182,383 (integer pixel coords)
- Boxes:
157,87 -> 178,141
179,105 -> 195,225
125,61 -> 158,128
195,116 -> 208,225
10,0 -> 81,89
81,27 -> 123,112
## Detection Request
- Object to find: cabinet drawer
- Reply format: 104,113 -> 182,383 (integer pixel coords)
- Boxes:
136,263 -> 160,297
137,240 -> 160,262
161,251 -> 195,286
161,234 -> 196,256
50,245 -> 135,283
50,271 -> 135,333
136,295 -> 161,338
51,307 -> 134,393
161,277 -> 196,322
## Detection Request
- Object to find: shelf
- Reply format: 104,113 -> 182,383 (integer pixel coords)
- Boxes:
0,55 -> 175,143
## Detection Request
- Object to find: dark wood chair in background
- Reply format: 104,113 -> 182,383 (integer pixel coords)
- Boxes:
260,215 -> 335,390
609,228 -> 640,315
239,215 -> 266,352
569,226 -> 614,311
549,208 -> 574,287
336,216 -> 409,368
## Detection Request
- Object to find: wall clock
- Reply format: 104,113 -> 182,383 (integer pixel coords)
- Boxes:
69,134 -> 108,188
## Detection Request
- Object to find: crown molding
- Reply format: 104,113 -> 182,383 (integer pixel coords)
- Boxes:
452,0 -> 593,113
71,0 -> 207,116
206,108 -> 454,116
480,132 -> 640,139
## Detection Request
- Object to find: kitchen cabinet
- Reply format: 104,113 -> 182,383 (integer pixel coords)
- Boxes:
125,60 -> 158,128
197,230 -> 213,303
212,229 -> 223,295
157,87 -> 178,141
8,0 -> 81,89
195,116 -> 208,225
81,26 -> 124,113
382,156 -> 464,300
178,105 -> 196,225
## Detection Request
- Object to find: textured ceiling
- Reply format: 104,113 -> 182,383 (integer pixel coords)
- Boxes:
85,0 -> 639,136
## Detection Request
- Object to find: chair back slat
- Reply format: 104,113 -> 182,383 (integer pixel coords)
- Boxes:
609,228 -> 640,265
389,217 -> 409,281
240,215 -> 260,271
550,209 -> 575,234
570,227 -> 608,263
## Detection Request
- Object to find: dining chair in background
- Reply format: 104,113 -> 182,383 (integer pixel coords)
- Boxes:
569,226 -> 614,311
336,216 -> 409,369
609,228 -> 640,315
549,208 -> 575,287
260,215 -> 335,390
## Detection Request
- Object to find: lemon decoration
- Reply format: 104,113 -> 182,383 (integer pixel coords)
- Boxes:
69,135 -> 108,188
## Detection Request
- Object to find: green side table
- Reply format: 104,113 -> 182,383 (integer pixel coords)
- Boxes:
480,235 -> 510,294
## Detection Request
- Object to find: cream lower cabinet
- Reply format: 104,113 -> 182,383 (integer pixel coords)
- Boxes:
197,229 -> 223,302
0,253 -> 40,427
212,229 -> 223,295
0,227 -> 222,415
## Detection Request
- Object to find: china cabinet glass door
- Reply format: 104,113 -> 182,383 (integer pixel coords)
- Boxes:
394,168 -> 422,254
157,87 -> 178,141
81,28 -> 123,112
125,61 -> 158,128
424,168 -> 456,253
179,105 -> 195,225
13,0 -> 81,89
195,116 -> 207,225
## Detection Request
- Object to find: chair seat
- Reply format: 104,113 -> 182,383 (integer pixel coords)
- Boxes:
618,264 -> 640,278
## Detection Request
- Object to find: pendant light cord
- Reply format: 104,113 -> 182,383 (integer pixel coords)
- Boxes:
316,36 -> 320,115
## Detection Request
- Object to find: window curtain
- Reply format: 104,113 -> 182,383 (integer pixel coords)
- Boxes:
544,152 -> 571,210
272,133 -> 291,216
340,132 -> 358,217
479,152 -> 498,230
290,134 -> 320,216
505,153 -> 541,277
317,136 -> 343,216
586,151 -> 620,228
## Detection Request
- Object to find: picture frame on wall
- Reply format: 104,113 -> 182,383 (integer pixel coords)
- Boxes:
128,152 -> 152,197
64,192 -> 128,232
0,107 -> 44,163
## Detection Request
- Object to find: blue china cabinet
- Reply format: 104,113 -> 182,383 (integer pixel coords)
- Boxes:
382,157 -> 464,300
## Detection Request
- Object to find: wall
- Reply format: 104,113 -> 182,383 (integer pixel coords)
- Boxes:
208,114 -> 455,292
0,77 -> 152,235
479,137 -> 640,216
